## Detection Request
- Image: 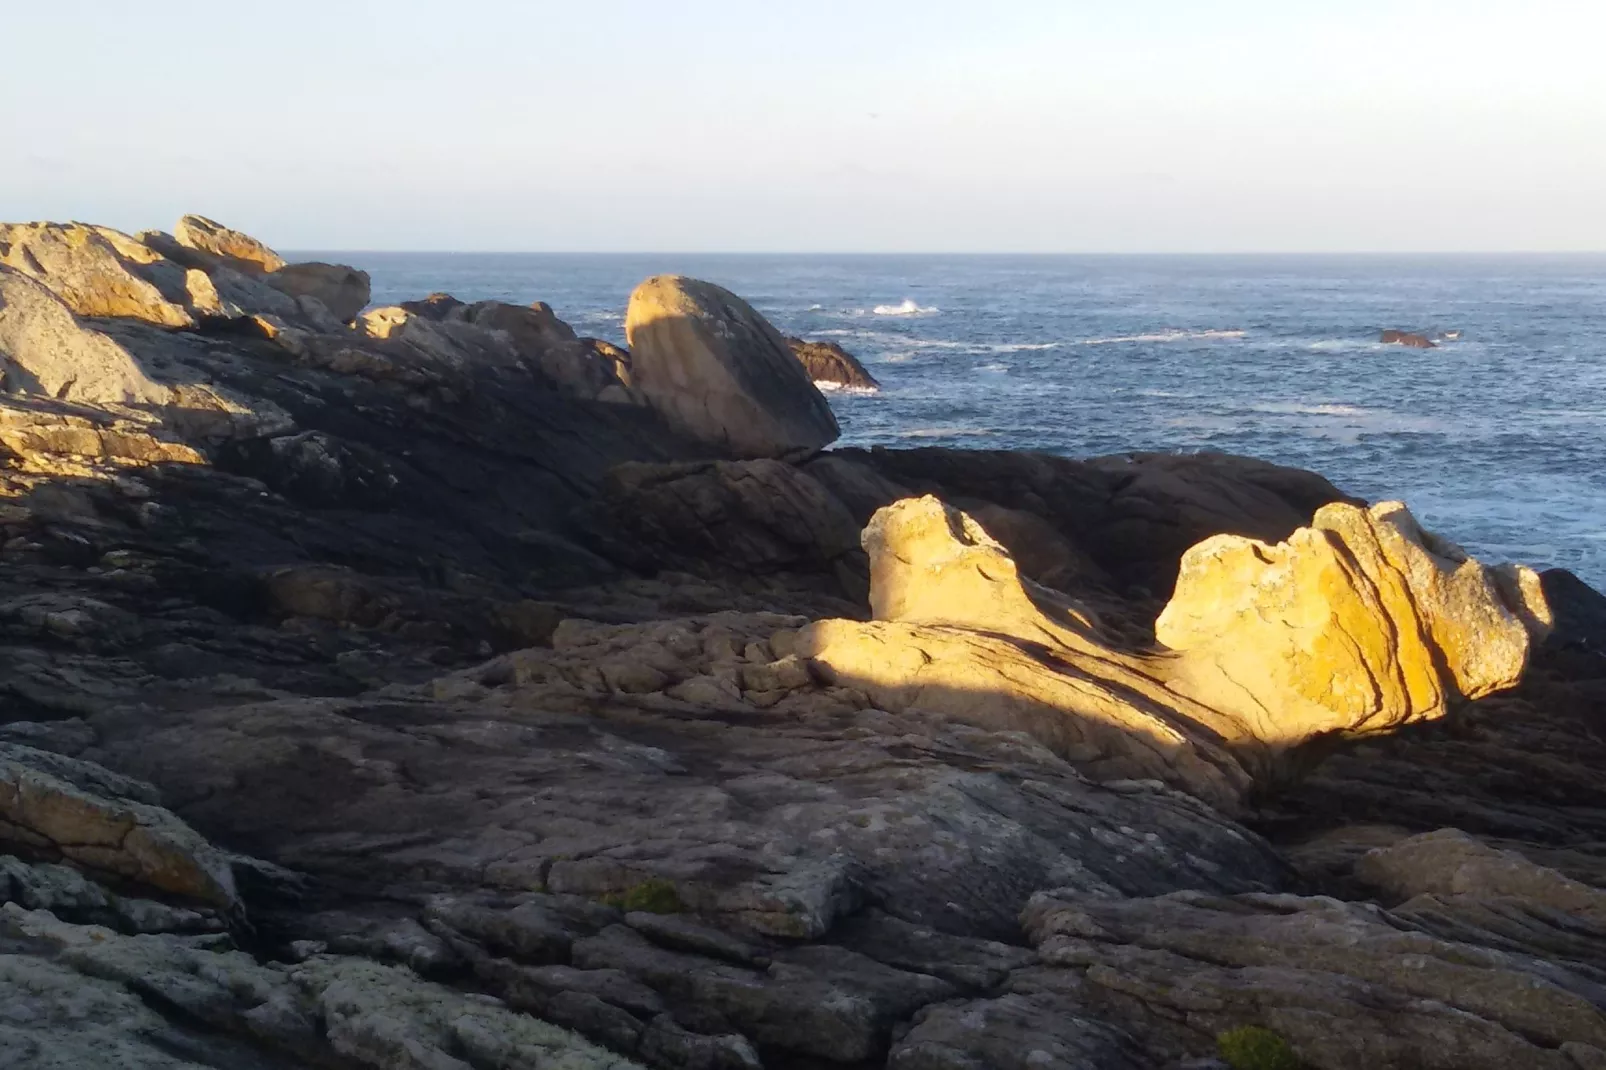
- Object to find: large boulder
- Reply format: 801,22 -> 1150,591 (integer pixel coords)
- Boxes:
786,336 -> 880,391
173,213 -> 285,274
625,275 -> 839,457
0,222 -> 197,328
268,261 -> 372,322
1157,500 -> 1551,742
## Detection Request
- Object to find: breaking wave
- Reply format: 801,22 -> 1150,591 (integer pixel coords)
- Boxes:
1250,402 -> 1371,416
814,381 -> 879,396
873,299 -> 940,317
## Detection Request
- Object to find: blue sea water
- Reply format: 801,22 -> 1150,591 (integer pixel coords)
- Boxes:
328,252 -> 1606,585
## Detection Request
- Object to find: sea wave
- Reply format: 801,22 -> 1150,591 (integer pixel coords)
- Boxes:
814,381 -> 879,396
1079,329 -> 1245,345
977,362 -> 1009,373
979,342 -> 1059,353
895,426 -> 996,439
873,299 -> 940,317
1250,402 -> 1370,416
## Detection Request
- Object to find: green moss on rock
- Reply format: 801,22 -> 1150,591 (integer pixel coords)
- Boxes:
601,877 -> 683,914
1217,1025 -> 1302,1070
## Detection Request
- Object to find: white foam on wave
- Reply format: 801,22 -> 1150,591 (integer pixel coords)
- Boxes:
980,342 -> 1059,353
895,426 -> 997,439
813,381 -> 880,396
1251,402 -> 1371,417
977,362 -> 1009,373
873,299 -> 940,317
1079,329 -> 1245,345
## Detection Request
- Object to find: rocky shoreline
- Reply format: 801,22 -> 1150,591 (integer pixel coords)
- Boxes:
2,216 -> 1605,1070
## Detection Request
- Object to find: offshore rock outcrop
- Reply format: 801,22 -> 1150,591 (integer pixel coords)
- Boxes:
786,336 -> 880,391
1381,328 -> 1438,348
4,212 -> 1606,1070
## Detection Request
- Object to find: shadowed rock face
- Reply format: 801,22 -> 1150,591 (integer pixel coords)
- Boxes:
626,275 -> 840,458
4,213 -> 1606,1070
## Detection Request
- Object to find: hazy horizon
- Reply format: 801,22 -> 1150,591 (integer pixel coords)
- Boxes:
8,1 -> 1604,254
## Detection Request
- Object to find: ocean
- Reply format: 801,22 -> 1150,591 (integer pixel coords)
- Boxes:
328,252 -> 1606,586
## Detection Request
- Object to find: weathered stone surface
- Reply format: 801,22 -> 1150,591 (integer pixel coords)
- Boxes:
625,275 -> 839,457
1,904 -> 641,1070
890,981 -> 1149,1070
0,222 -> 195,327
1158,500 -> 1549,743
173,214 -> 286,274
266,261 -> 371,322
785,336 -> 880,391
1022,888 -> 1606,1069
579,459 -> 867,595
0,743 -> 239,910
1357,828 -> 1606,923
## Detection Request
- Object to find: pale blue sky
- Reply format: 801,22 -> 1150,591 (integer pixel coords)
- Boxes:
5,1 -> 1603,251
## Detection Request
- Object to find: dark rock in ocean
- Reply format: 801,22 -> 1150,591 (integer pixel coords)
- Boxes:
785,335 -> 881,391
1381,329 -> 1438,348
626,275 -> 840,458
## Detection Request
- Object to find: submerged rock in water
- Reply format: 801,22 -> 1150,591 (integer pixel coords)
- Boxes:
1381,329 -> 1438,348
785,336 -> 880,391
626,275 -> 839,458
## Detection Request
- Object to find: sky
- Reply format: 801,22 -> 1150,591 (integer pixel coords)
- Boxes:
4,1 -> 1604,252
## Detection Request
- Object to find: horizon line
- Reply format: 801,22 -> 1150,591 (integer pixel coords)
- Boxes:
283,247 -> 1606,258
